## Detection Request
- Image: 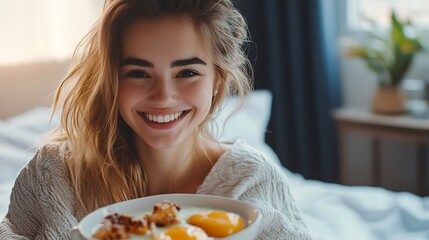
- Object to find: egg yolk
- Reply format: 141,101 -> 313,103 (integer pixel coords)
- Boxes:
187,211 -> 245,238
158,226 -> 209,240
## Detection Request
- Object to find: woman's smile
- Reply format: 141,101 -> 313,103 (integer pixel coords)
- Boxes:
138,110 -> 191,130
143,110 -> 186,123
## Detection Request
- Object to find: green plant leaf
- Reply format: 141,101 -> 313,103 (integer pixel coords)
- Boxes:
344,10 -> 426,87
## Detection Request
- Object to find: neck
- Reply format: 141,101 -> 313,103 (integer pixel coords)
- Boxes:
133,132 -> 217,195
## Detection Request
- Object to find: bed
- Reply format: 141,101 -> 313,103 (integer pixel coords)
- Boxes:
1,89 -> 429,240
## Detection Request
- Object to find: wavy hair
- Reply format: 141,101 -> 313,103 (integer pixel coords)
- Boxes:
51,0 -> 252,219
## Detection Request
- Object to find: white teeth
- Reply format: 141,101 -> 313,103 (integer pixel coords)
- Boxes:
145,111 -> 184,123
164,115 -> 170,122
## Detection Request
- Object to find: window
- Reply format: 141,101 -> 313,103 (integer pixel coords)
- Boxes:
346,0 -> 429,31
0,1 -> 104,66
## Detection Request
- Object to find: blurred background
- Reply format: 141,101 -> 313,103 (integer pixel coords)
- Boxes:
1,0 -> 429,196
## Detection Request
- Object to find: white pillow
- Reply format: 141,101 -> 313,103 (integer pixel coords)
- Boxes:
210,90 -> 281,165
211,90 -> 272,145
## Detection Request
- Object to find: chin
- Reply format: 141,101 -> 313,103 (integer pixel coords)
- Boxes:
141,135 -> 186,150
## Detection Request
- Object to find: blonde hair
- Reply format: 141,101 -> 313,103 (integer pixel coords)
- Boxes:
51,0 -> 252,219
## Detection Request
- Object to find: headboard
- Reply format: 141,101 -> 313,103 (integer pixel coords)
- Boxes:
0,60 -> 70,119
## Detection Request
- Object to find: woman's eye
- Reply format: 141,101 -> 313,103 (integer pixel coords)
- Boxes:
177,69 -> 199,78
126,70 -> 149,78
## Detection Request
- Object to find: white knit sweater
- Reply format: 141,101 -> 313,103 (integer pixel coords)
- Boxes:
0,140 -> 312,240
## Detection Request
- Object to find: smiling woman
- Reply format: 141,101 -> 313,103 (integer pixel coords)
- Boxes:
0,1 -> 312,239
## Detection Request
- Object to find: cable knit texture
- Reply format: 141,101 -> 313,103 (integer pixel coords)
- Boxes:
0,139 -> 312,239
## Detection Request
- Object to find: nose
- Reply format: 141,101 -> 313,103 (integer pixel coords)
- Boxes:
148,77 -> 176,106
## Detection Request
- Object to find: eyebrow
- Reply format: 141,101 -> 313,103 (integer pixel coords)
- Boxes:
171,57 -> 206,67
120,57 -> 206,67
120,58 -> 153,67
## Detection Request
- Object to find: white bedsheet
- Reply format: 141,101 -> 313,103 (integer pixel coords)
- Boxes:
1,107 -> 429,240
288,173 -> 429,240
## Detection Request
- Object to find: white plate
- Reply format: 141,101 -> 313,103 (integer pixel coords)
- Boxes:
73,193 -> 262,240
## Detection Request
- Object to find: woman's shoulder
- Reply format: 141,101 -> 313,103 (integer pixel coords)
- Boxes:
213,139 -> 284,180
13,141 -> 74,205
220,139 -> 276,167
197,139 -> 287,196
20,142 -> 69,181
8,142 -> 77,237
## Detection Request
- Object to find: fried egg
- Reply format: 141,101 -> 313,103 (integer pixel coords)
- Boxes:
157,225 -> 209,240
187,210 -> 245,238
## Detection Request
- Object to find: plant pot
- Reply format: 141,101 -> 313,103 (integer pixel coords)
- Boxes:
371,87 -> 406,115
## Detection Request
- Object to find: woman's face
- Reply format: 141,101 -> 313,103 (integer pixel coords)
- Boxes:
118,15 -> 217,150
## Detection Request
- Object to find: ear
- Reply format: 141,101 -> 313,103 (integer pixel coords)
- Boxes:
213,69 -> 226,96
213,81 -> 220,96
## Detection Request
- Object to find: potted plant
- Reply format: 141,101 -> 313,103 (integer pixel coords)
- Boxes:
345,11 -> 425,114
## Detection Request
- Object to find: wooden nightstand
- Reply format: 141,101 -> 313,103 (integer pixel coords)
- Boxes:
334,108 -> 429,196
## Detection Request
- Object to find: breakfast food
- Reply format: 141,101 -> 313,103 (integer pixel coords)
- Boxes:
156,226 -> 209,240
92,213 -> 148,239
187,210 -> 245,238
92,201 -> 245,240
145,202 -> 181,227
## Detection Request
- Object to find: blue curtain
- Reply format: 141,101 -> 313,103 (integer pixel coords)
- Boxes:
234,0 -> 342,182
